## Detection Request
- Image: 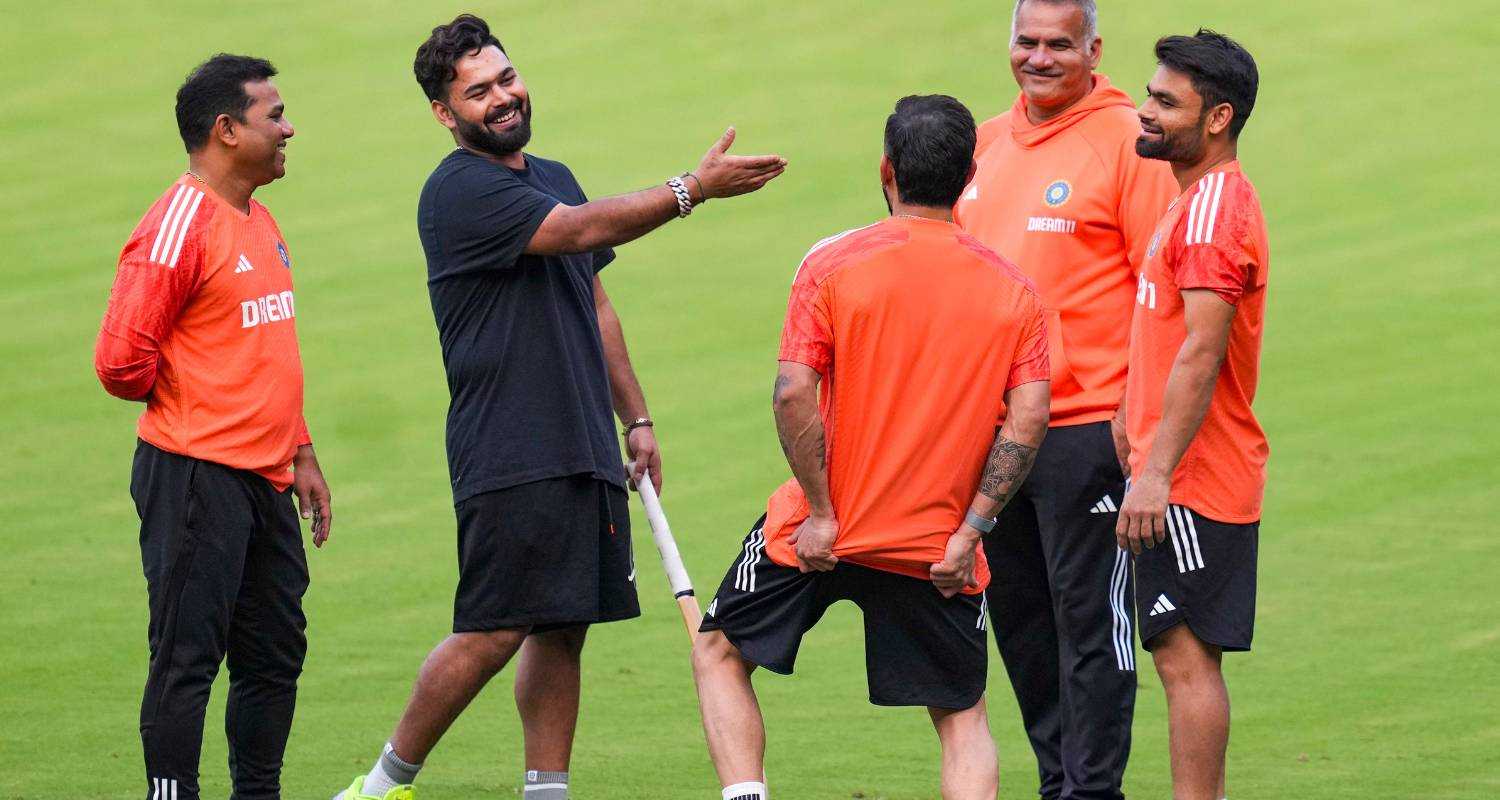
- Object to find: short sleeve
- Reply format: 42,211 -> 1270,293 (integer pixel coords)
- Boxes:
1006,298 -> 1050,390
777,261 -> 833,374
1173,177 -> 1261,305
433,163 -> 559,276
592,247 -> 616,273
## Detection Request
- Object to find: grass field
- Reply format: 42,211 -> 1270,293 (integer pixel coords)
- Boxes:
3,1 -> 1498,798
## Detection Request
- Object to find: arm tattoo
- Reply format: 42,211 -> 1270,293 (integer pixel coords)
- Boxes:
978,435 -> 1038,507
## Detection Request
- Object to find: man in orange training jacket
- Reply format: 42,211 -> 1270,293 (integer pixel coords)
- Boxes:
954,2 -> 1177,799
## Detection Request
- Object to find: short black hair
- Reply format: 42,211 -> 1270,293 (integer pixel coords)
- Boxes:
1154,29 -> 1259,139
883,95 -> 976,208
175,54 -> 277,153
414,14 -> 507,102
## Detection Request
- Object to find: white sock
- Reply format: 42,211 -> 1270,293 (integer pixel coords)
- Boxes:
361,742 -> 421,797
524,769 -> 569,800
723,781 -> 767,800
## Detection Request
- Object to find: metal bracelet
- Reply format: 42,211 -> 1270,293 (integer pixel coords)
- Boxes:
666,177 -> 694,218
964,509 -> 998,534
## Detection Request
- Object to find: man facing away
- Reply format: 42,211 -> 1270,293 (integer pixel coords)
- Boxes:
333,14 -> 785,800
1119,29 -> 1268,800
692,95 -> 1053,800
953,2 -> 1176,798
94,54 -> 333,800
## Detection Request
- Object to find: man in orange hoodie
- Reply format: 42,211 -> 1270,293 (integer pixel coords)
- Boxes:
954,2 -> 1177,799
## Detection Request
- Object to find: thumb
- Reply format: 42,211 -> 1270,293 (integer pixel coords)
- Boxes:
296,485 -> 312,520
714,126 -> 736,154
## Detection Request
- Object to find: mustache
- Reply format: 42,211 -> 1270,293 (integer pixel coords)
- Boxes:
485,100 -> 524,123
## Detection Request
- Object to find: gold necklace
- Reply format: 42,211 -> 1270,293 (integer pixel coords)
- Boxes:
186,170 -> 206,184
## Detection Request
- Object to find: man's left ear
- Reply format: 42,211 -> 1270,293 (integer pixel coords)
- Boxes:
1207,103 -> 1235,136
965,159 -> 977,185
1088,36 -> 1103,69
213,113 -> 238,147
879,154 -> 895,187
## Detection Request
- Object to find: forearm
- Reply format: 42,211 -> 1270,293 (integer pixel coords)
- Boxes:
773,383 -> 832,517
534,185 -> 687,255
93,323 -> 159,401
967,416 -> 1045,520
1140,338 -> 1223,480
598,303 -> 649,422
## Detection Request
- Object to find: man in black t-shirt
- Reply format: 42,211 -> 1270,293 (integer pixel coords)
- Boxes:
333,14 -> 786,800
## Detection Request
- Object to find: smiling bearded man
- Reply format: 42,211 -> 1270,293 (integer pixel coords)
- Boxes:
952,2 -> 1177,799
331,13 -> 787,800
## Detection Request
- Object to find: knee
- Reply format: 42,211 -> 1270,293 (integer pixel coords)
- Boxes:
1151,633 -> 1218,690
457,629 -> 525,674
690,631 -> 742,679
537,624 -> 588,659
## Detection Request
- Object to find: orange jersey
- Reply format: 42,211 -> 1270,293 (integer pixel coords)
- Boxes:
1127,161 -> 1269,522
95,175 -> 310,489
955,75 -> 1177,426
766,216 -> 1050,592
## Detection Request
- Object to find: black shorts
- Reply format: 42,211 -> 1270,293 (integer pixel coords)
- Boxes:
699,516 -> 988,710
1135,504 -> 1258,652
453,474 -> 639,633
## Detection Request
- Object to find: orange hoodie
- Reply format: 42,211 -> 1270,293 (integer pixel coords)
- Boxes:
956,75 -> 1177,427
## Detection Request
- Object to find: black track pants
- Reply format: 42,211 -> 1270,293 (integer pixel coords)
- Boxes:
131,441 -> 309,800
983,422 -> 1135,800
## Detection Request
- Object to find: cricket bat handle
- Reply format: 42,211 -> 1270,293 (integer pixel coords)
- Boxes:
634,467 -> 702,638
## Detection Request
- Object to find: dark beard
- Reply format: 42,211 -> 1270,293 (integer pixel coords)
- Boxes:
453,99 -> 533,159
1135,125 -> 1203,162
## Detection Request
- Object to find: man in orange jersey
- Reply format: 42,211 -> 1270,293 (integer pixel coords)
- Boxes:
94,55 -> 330,800
1121,30 -> 1267,800
692,96 -> 1051,800
952,3 -> 1177,798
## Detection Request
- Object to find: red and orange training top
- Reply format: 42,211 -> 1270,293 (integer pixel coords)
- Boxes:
1127,160 -> 1270,523
95,174 -> 310,490
762,216 -> 1050,593
956,75 -> 1178,427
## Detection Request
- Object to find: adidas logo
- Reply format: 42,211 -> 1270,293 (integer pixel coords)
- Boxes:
1090,494 -> 1118,514
234,254 -> 254,274
1148,593 -> 1177,617
705,598 -> 718,617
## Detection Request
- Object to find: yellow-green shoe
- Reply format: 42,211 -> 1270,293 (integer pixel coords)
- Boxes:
331,776 -> 415,800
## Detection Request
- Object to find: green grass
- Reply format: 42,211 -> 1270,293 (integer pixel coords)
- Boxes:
2,1 -> 1497,798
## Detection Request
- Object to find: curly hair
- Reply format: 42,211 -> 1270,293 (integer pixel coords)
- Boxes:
414,14 -> 507,102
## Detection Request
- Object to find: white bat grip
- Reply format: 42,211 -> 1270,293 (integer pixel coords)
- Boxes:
635,467 -> 695,597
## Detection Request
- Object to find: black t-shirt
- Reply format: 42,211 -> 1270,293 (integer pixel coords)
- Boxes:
418,148 -> 624,503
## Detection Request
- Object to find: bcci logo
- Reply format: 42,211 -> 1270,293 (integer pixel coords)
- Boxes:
276,241 -> 291,269
1147,231 -> 1163,259
1043,180 -> 1072,207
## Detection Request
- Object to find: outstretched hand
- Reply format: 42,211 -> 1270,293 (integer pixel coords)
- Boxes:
693,127 -> 787,200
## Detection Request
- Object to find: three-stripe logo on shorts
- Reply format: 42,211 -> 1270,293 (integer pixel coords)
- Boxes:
734,527 -> 766,592
975,593 -> 989,631
151,777 -> 179,800
1089,494 -> 1118,514
148,185 -> 206,268
1166,505 -> 1206,573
